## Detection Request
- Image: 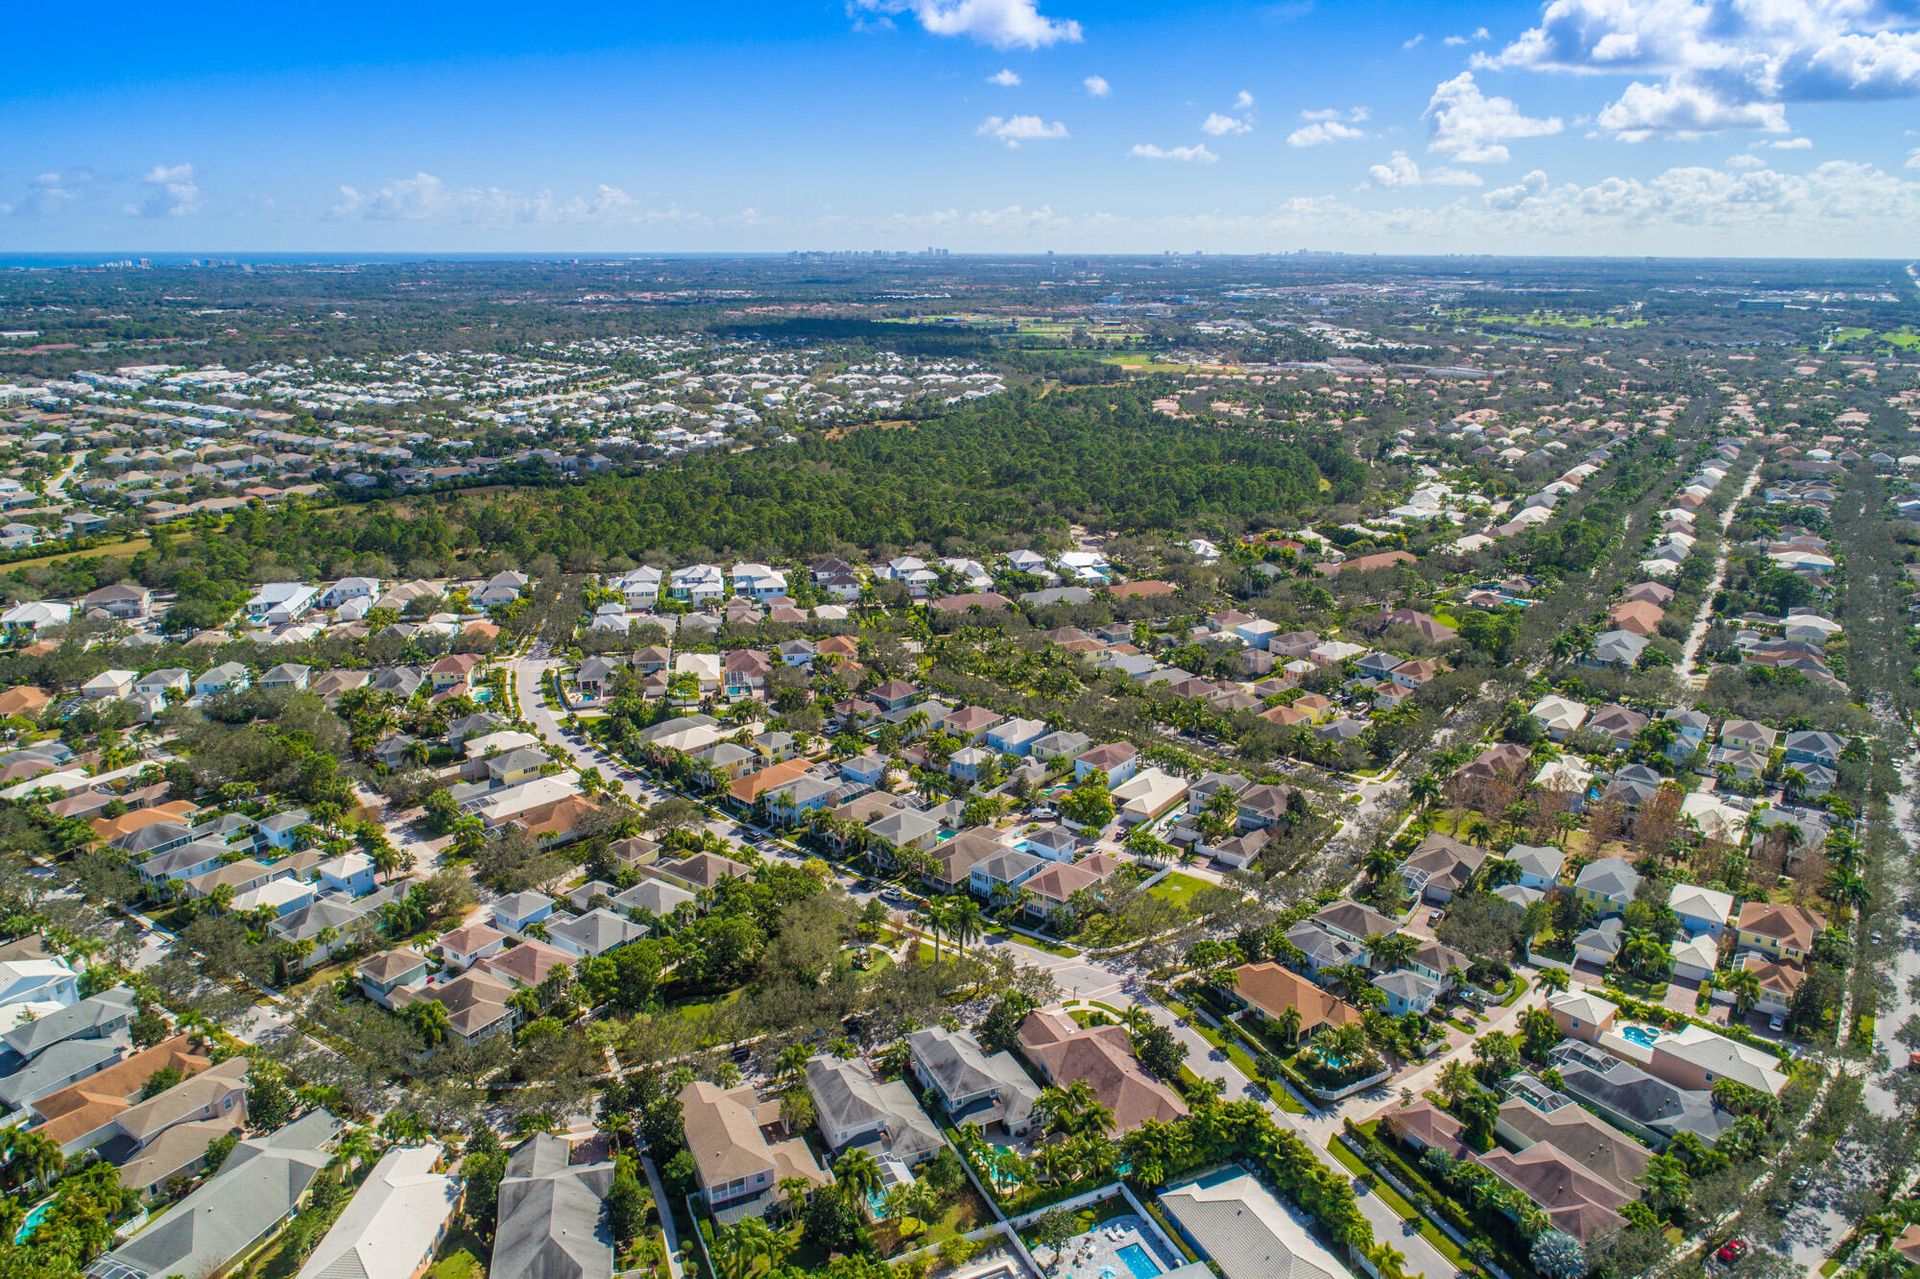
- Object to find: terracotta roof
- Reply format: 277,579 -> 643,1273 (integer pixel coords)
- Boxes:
475,939 -> 573,989
1018,1010 -> 1188,1133
1737,901 -> 1826,953
30,1034 -> 209,1147
1228,962 -> 1360,1036
728,757 -> 813,803
1382,1099 -> 1468,1158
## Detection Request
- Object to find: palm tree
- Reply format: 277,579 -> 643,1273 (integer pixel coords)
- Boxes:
4,1128 -> 64,1190
1721,967 -> 1763,1018
944,896 -> 984,954
408,999 -> 453,1048
1437,1059 -> 1476,1107
712,1217 -> 776,1279
1039,1079 -> 1114,1141
1274,1005 -> 1303,1046
914,901 -> 948,964
1535,966 -> 1570,995
1364,931 -> 1419,971
834,1147 -> 883,1214
776,1042 -> 811,1085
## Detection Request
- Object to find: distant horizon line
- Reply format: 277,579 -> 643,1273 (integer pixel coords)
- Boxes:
0,249 -> 1913,266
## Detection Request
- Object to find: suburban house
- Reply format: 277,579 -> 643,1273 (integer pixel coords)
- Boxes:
678,1079 -> 831,1221
1398,833 -> 1488,904
1572,857 -> 1642,918
1668,883 -> 1735,938
1227,962 -> 1360,1045
85,1109 -> 343,1279
1735,901 -> 1826,965
355,950 -> 431,1010
491,1133 -> 615,1279
294,1144 -> 460,1279
906,1026 -> 1040,1137
805,1055 -> 944,1168
1018,1008 -> 1188,1134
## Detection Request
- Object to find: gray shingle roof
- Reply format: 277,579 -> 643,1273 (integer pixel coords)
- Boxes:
491,1134 -> 615,1279
91,1109 -> 341,1279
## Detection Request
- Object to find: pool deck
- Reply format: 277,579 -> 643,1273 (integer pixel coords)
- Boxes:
1034,1213 -> 1181,1279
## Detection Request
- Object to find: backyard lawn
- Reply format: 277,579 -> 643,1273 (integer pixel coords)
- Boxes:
1146,871 -> 1211,911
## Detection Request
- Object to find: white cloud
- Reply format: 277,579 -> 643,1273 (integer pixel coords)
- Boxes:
1726,152 -> 1767,168
1403,33 -> 1425,49
1202,92 -> 1257,136
854,0 -> 1082,50
987,68 -> 1021,86
976,114 -> 1070,147
1083,74 -> 1110,97
1366,150 -> 1484,186
331,173 -> 698,225
861,157 -> 1918,253
131,163 -> 201,217
1129,142 -> 1220,162
1443,28 -> 1489,47
1907,146 -> 1920,168
1767,136 -> 1813,148
1483,168 -> 1550,210
1480,0 -> 1920,140
1289,120 -> 1368,147
0,170 -> 88,217
1424,72 -> 1564,163
1595,79 -> 1788,141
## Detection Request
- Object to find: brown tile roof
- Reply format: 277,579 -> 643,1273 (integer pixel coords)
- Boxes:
728,757 -> 813,803
1476,1142 -> 1631,1243
1497,1098 -> 1651,1195
1382,1099 -> 1468,1158
475,939 -> 573,989
30,1034 -> 210,1147
89,799 -> 197,842
1737,901 -> 1826,953
1018,1010 -> 1188,1133
357,949 -> 428,984
1228,962 -> 1360,1036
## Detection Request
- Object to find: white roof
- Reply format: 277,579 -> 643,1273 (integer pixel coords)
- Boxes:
1668,882 -> 1735,925
295,1145 -> 459,1279
1159,1170 -> 1344,1279
233,879 -> 316,913
1670,934 -> 1718,971
1548,989 -> 1616,1024
1656,1023 -> 1788,1096
1529,695 -> 1587,731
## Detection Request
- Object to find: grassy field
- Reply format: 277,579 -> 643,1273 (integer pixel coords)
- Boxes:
1147,871 -> 1212,911
1833,326 -> 1920,350
2,535 -> 153,571
1445,308 -> 1646,330
1102,353 -> 1200,373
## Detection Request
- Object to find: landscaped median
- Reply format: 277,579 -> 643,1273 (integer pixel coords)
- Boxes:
1322,1131 -> 1481,1277
1158,992 -> 1311,1114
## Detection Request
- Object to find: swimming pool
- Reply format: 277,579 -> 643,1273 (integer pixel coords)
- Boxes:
13,1201 -> 50,1245
1117,1242 -> 1163,1279
1620,1024 -> 1662,1048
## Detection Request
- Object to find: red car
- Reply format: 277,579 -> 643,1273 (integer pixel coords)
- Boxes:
1714,1240 -> 1750,1266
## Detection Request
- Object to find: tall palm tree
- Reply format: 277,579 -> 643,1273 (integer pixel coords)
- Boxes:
1721,967 -> 1763,1018
776,1042 -> 812,1085
1364,931 -> 1419,971
834,1147 -> 883,1214
944,896 -> 984,954
1535,966 -> 1570,995
712,1217 -> 776,1279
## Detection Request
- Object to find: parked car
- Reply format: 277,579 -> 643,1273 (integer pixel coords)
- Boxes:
1714,1239 -> 1749,1267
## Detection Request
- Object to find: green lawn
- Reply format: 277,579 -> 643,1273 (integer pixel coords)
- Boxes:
1147,871 -> 1211,912
427,1249 -> 484,1279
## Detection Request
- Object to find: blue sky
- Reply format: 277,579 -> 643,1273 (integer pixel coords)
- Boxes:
4,0 -> 1919,255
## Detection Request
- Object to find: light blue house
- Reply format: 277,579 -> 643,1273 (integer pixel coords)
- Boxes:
317,852 -> 377,898
969,849 -> 1045,902
1372,970 -> 1441,1016
492,890 -> 556,935
257,809 -> 311,851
